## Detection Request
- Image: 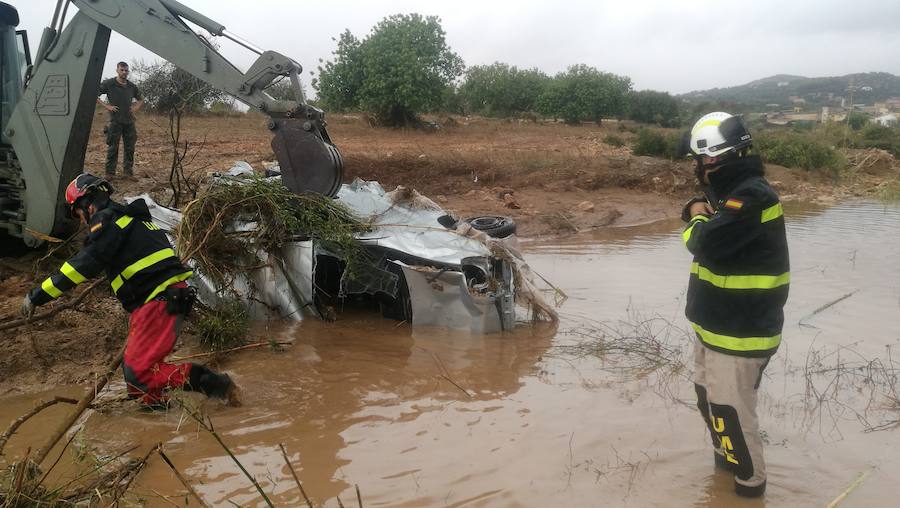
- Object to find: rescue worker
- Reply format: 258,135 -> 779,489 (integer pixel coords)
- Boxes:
21,173 -> 238,408
680,112 -> 789,497
97,62 -> 143,177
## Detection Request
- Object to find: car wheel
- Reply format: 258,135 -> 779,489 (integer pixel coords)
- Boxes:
463,215 -> 517,238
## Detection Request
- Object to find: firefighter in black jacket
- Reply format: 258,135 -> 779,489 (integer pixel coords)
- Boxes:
21,174 -> 239,407
681,113 -> 789,498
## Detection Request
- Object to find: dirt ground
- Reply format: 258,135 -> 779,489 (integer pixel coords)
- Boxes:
0,110 -> 898,397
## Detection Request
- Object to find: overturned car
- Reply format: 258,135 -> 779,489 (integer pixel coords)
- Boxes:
136,164 -> 556,334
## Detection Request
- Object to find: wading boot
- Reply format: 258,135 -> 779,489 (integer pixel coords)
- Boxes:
714,451 -> 735,472
735,479 -> 766,498
189,364 -> 242,407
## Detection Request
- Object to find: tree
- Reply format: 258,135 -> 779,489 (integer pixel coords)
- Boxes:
536,64 -> 631,124
316,14 -> 464,126
627,90 -> 680,127
131,59 -> 227,113
459,62 -> 550,117
131,59 -> 226,206
847,111 -> 869,130
315,30 -> 365,112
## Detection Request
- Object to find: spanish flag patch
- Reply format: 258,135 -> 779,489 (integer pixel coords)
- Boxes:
90,223 -> 103,233
723,198 -> 744,210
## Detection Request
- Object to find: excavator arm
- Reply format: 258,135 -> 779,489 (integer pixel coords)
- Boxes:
2,0 -> 342,246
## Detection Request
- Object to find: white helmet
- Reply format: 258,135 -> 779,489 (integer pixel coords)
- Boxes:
689,112 -> 752,158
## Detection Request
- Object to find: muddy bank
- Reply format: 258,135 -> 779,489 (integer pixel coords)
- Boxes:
85,112 -> 900,238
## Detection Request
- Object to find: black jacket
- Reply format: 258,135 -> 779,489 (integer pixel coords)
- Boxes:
29,199 -> 192,312
682,155 -> 790,357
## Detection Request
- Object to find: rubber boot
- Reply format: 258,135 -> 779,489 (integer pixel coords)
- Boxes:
189,364 -> 242,406
714,451 -> 735,472
735,479 -> 766,498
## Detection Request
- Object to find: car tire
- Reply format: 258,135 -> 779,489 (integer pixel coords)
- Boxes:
463,215 -> 517,238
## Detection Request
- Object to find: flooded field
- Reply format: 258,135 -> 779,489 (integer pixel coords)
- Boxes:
2,201 -> 899,507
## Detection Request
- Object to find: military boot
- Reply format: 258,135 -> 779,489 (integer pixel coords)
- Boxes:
189,364 -> 242,406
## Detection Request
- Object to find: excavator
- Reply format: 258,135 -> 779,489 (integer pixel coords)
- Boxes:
0,0 -> 343,248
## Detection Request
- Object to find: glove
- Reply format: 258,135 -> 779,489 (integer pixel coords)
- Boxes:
681,197 -> 708,222
21,295 -> 35,319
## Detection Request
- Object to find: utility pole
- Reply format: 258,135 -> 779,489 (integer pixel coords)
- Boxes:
843,77 -> 856,147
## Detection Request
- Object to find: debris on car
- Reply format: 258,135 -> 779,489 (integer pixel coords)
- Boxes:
133,162 -> 559,334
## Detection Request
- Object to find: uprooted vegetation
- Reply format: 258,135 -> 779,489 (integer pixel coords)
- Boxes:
194,299 -> 250,352
176,176 -> 370,293
791,342 -> 900,436
548,313 -> 692,403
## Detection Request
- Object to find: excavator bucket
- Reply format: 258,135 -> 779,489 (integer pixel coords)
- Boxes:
270,117 -> 344,198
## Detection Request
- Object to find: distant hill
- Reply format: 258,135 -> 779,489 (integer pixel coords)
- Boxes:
680,72 -> 900,111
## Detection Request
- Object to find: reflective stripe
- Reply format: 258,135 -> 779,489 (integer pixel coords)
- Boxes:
115,215 -> 134,228
691,118 -> 721,134
61,262 -> 86,284
110,248 -> 177,294
690,262 -> 790,289
41,278 -> 62,298
143,271 -> 193,303
761,203 -> 783,223
691,322 -> 781,352
682,215 -> 709,245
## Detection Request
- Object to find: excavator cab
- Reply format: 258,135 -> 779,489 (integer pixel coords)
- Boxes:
0,2 -> 29,248
0,3 -> 27,146
0,0 -> 343,248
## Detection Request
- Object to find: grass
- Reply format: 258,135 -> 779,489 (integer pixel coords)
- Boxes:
878,182 -> 900,202
194,299 -> 249,352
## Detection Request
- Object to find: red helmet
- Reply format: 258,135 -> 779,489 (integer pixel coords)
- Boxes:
65,173 -> 114,216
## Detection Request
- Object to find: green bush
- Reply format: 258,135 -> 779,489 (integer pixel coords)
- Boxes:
603,134 -> 625,147
754,131 -> 845,171
632,128 -> 678,158
847,111 -> 869,130
195,300 -> 249,352
861,124 -> 900,156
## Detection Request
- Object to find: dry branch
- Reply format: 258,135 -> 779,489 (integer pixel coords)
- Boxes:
157,448 -> 209,507
279,443 -> 313,508
169,340 -> 292,361
826,467 -> 873,508
0,397 -> 78,457
0,279 -> 105,332
33,349 -> 124,465
105,442 -> 160,507
798,290 -> 858,327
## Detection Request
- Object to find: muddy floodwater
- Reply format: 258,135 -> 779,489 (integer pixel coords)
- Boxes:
3,201 -> 900,507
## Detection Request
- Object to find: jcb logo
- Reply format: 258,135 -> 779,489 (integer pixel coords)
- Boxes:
711,416 -> 739,465
143,221 -> 161,231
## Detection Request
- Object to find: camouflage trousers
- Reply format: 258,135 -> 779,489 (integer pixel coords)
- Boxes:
105,121 -> 138,175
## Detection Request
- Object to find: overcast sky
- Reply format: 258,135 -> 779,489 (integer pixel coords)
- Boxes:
8,0 -> 900,95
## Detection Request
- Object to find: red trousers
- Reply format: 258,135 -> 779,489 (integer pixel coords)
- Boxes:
123,284 -> 192,405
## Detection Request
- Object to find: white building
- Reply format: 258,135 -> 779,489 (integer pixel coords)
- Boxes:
874,114 -> 897,127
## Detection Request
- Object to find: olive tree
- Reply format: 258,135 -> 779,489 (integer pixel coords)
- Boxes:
459,62 -> 550,117
627,90 -> 681,127
537,64 -> 632,125
316,14 -> 464,126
